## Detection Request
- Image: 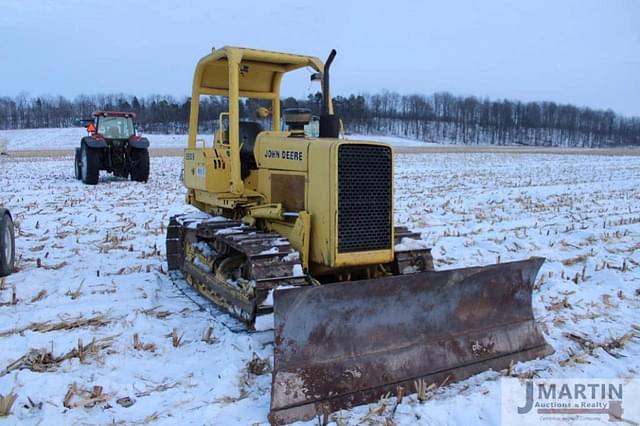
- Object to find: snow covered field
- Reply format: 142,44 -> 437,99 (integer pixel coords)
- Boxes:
0,149 -> 639,425
0,128 -> 430,151
0,128 -> 190,151
344,134 -> 436,147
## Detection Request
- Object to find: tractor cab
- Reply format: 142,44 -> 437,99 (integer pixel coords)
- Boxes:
91,112 -> 136,140
96,115 -> 135,139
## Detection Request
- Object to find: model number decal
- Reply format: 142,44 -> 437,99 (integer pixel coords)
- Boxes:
264,149 -> 303,161
196,166 -> 205,177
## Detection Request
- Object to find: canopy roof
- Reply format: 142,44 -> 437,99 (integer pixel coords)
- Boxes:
193,46 -> 325,99
187,47 -> 332,193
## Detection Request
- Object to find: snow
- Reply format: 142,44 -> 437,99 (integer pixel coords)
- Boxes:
395,237 -> 430,251
283,252 -> 299,262
175,210 -> 215,225
215,227 -> 244,235
0,128 -> 433,151
1,144 -> 640,425
0,128 -> 193,150
292,264 -> 304,276
345,133 -> 437,147
254,314 -> 274,332
193,241 -> 215,257
258,247 -> 280,255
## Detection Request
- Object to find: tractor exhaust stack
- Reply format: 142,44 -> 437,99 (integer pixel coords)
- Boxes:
319,49 -> 340,138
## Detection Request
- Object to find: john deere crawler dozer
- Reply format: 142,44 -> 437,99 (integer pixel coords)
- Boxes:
165,46 -> 553,424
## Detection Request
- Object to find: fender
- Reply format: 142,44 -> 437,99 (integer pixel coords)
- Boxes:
82,136 -> 107,149
129,136 -> 150,149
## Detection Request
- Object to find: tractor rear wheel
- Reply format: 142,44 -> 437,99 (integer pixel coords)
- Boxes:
0,211 -> 15,277
81,144 -> 100,185
74,148 -> 82,180
130,148 -> 149,182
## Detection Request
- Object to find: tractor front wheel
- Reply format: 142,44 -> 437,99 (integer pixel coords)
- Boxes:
74,148 -> 82,180
0,211 -> 15,277
130,148 -> 150,183
81,144 -> 100,185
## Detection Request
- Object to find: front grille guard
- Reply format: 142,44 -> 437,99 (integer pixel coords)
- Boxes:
337,144 -> 392,253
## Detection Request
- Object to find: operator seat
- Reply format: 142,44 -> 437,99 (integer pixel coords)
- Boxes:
105,126 -> 119,139
239,121 -> 263,178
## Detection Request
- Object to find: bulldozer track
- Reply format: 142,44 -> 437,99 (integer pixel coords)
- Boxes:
166,213 -> 435,331
166,271 -> 261,334
166,213 -> 307,326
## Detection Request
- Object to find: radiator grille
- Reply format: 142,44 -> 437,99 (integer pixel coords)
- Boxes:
338,144 -> 392,253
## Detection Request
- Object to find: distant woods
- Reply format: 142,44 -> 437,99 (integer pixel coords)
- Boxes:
1,92 -> 639,147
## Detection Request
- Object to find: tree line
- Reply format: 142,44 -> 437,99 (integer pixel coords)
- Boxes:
1,91 -> 638,147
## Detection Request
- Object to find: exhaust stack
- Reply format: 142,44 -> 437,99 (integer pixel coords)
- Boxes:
319,49 -> 340,138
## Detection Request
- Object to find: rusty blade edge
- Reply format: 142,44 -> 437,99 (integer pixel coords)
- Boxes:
269,257 -> 549,424
275,317 -> 542,370
269,320 -> 550,414
268,343 -> 554,425
272,257 -> 546,371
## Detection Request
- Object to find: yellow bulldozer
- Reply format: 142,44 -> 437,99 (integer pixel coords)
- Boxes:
165,46 -> 553,424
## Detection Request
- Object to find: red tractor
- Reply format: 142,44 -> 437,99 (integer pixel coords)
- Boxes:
74,111 -> 150,185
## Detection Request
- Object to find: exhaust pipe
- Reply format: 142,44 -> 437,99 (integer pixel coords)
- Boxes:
319,49 -> 340,138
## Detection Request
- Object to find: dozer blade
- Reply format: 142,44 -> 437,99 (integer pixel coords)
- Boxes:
269,257 -> 553,424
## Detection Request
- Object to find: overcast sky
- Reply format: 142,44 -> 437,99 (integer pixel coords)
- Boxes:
0,0 -> 638,116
